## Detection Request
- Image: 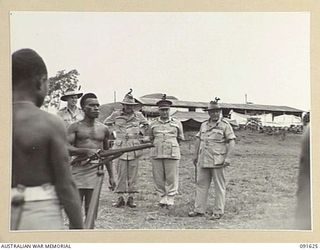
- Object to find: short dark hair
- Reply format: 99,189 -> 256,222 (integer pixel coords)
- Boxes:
80,93 -> 97,108
12,49 -> 47,87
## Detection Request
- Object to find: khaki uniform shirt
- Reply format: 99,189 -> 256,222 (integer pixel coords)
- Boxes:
57,106 -> 84,127
150,117 -> 185,160
197,118 -> 236,168
103,110 -> 149,160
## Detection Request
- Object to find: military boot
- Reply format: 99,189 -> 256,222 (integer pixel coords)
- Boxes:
126,196 -> 137,208
112,196 -> 125,208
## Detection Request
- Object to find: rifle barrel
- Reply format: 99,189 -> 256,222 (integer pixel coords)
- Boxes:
71,143 -> 154,165
99,143 -> 154,158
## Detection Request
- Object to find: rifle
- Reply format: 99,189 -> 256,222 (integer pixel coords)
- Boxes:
82,143 -> 154,229
84,167 -> 104,229
71,143 -> 154,166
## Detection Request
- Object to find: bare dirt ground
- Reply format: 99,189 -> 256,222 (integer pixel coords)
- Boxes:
92,129 -> 302,230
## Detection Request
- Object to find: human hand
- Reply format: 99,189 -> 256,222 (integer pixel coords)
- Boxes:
223,159 -> 230,167
108,177 -> 116,191
193,158 -> 198,166
84,148 -> 97,158
140,136 -> 151,143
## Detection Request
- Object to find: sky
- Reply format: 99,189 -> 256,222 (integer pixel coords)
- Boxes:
10,12 -> 310,111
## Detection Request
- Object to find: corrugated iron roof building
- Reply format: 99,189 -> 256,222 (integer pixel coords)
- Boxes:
136,97 -> 305,130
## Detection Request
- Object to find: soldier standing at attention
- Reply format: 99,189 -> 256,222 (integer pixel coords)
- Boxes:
149,95 -> 184,208
188,98 -> 236,220
67,93 -> 115,219
103,89 -> 149,208
57,88 -> 84,127
11,48 -> 83,230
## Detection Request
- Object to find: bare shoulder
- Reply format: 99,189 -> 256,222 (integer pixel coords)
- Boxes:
67,120 -> 83,133
42,111 -> 67,134
96,121 -> 110,132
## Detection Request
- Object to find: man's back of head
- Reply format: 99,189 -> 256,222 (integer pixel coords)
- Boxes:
12,49 -> 48,107
12,48 -> 47,88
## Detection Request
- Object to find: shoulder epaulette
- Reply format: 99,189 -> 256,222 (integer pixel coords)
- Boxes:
221,118 -> 230,125
58,107 -> 67,111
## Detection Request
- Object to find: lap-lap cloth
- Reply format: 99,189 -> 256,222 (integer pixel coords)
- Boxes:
72,160 -> 100,189
11,183 -> 65,230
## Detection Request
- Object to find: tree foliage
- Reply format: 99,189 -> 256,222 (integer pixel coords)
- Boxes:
43,69 -> 80,110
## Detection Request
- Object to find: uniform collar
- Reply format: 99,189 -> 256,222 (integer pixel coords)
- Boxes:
120,110 -> 135,116
157,117 -> 172,124
66,106 -> 81,114
206,118 -> 222,128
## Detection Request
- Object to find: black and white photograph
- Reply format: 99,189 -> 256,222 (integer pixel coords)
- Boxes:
9,9 -> 312,236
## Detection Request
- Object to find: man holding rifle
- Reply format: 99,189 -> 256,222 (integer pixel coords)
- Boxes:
188,98 -> 236,220
67,93 -> 116,220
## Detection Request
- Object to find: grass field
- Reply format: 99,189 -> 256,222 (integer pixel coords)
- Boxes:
92,129 -> 303,230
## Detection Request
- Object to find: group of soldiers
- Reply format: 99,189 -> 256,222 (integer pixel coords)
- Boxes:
11,48 -> 310,231
11,48 -> 236,230
57,84 -> 236,219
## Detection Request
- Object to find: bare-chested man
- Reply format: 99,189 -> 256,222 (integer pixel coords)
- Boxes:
67,93 -> 115,219
12,48 -> 83,230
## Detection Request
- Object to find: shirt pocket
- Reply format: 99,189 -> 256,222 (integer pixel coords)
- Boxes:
162,141 -> 172,157
211,144 -> 227,165
201,142 -> 227,166
208,129 -> 224,141
171,144 -> 180,158
115,117 -> 127,126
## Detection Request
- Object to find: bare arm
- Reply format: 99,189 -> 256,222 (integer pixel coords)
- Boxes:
49,117 -> 83,229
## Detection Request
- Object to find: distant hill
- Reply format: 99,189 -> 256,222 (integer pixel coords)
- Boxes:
140,93 -> 178,100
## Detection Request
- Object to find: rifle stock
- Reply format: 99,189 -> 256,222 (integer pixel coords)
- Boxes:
71,143 -> 154,165
83,143 -> 154,229
84,169 -> 104,229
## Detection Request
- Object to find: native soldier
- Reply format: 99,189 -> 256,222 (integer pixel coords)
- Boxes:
103,89 -> 149,208
11,49 -> 83,230
149,94 -> 184,208
67,93 -> 115,220
188,98 -> 236,220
